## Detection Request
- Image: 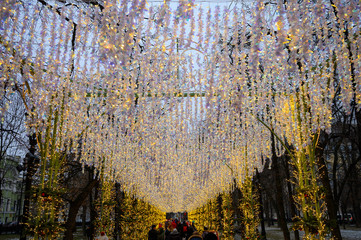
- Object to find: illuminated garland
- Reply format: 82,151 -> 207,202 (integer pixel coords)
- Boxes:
119,192 -> 165,240
26,98 -> 67,239
221,191 -> 234,240
95,178 -> 116,239
120,193 -> 136,239
239,175 -> 260,240
188,191 -> 234,239
0,1 -> 360,238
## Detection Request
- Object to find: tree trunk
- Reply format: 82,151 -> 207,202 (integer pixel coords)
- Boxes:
256,170 -> 267,240
341,201 -> 347,229
20,134 -> 38,240
232,179 -> 241,226
89,173 -> 99,240
350,172 -> 361,227
284,154 -> 300,240
270,202 -> 274,226
354,110 -> 361,227
0,163 -> 3,212
264,197 -> 271,227
271,134 -> 290,240
89,187 -> 95,240
63,179 -> 99,240
316,131 -> 342,240
82,205 -> 87,236
259,171 -> 277,228
114,182 -> 121,240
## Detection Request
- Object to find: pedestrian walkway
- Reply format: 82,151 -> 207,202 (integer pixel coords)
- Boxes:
233,226 -> 361,240
1,226 -> 360,239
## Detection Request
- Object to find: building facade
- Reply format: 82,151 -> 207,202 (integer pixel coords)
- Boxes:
0,155 -> 23,224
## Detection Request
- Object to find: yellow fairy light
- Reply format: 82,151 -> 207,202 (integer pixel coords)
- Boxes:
1,1 -> 360,238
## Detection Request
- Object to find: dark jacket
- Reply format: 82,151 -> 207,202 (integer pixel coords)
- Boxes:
186,226 -> 194,240
203,232 -> 217,240
158,227 -> 165,240
202,231 -> 209,239
148,229 -> 158,240
165,229 -> 171,240
168,229 -> 181,240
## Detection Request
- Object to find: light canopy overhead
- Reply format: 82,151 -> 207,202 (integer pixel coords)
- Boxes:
1,0 -> 360,212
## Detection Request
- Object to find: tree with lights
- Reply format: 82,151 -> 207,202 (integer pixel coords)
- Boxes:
221,191 -> 234,240
239,174 -> 260,240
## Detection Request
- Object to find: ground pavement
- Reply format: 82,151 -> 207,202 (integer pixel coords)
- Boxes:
0,226 -> 360,239
234,226 -> 361,240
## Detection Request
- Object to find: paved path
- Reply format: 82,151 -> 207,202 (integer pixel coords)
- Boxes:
1,227 -> 360,239
234,226 -> 361,240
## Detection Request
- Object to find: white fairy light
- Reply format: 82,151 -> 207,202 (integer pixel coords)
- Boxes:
1,0 -> 360,213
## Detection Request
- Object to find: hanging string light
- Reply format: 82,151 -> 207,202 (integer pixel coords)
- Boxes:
1,0 -> 360,218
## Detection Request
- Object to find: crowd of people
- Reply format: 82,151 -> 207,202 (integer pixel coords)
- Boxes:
148,219 -> 218,240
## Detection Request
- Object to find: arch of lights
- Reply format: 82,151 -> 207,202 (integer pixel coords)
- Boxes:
1,0 -> 360,212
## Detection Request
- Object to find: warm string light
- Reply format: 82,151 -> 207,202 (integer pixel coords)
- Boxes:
1,0 -> 360,217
